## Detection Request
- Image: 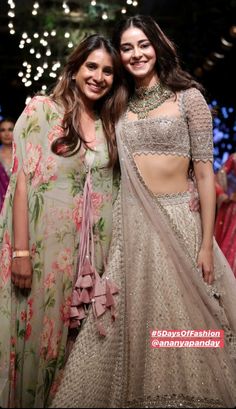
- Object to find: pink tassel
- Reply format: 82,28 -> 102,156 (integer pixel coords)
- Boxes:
71,289 -> 80,306
79,275 -> 93,288
77,306 -> 86,320
70,306 -> 80,318
81,258 -> 94,276
95,301 -> 106,317
69,169 -> 119,334
94,277 -> 106,297
79,288 -> 91,304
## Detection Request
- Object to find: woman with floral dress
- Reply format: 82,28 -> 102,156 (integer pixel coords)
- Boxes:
0,34 -> 125,408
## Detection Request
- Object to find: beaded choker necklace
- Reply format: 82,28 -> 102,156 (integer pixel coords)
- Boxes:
128,82 -> 173,120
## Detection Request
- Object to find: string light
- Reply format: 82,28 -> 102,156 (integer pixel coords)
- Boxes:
102,12 -> 108,20
212,52 -> 224,59
7,0 -> 15,35
221,37 -> 233,48
62,1 -> 70,14
32,2 -> 40,16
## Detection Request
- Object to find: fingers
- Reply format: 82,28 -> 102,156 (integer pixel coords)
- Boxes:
202,267 -> 214,285
11,258 -> 33,289
24,277 -> 32,289
11,272 -> 32,289
198,262 -> 214,285
12,272 -> 20,287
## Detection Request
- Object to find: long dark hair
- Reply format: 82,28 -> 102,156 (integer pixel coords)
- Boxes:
51,34 -> 127,166
112,15 -> 203,96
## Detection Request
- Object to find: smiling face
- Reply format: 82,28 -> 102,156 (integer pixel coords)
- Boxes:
0,120 -> 14,146
74,47 -> 114,105
119,26 -> 158,87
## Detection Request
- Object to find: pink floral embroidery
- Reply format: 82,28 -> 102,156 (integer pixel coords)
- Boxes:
44,272 -> 56,289
91,192 -> 104,223
72,194 -> 83,231
27,298 -> 33,320
0,230 -> 12,286
72,191 -> 104,232
23,142 -> 42,175
24,100 -> 37,116
60,296 -> 72,325
11,336 -> 16,347
43,207 -> 73,239
52,248 -> 73,278
10,351 -> 16,386
32,155 -> 57,187
24,96 -> 55,117
39,317 -> 57,360
20,311 -> 27,321
48,124 -> 64,143
25,322 -> 32,340
12,143 -> 19,174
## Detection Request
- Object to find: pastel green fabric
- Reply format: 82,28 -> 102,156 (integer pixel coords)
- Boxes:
0,96 -> 119,408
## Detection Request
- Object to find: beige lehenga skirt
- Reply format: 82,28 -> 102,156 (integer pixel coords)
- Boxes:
51,191 -> 236,408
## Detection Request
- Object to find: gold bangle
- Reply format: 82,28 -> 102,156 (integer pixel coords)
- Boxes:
12,250 -> 30,259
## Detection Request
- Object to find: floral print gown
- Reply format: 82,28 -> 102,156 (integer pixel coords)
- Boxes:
0,96 -> 119,408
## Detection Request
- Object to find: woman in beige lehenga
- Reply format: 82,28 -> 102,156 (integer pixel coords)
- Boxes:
51,16 -> 236,408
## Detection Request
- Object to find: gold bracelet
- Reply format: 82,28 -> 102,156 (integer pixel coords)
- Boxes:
12,250 -> 30,259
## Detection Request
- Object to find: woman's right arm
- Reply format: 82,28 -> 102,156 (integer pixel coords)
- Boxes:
11,169 -> 32,289
10,95 -> 52,290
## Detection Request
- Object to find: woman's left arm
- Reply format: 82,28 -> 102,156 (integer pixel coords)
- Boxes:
194,161 -> 215,285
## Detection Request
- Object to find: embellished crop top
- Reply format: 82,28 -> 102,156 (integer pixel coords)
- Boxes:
122,88 -> 213,162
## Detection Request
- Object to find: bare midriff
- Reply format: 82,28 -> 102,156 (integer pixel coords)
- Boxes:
133,153 -> 190,194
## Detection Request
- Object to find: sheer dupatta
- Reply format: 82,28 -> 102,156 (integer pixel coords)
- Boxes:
116,118 -> 236,407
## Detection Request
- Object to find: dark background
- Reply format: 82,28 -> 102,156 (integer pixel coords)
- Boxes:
0,0 -> 235,120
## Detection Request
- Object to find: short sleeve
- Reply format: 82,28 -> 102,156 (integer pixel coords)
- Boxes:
183,88 -> 213,162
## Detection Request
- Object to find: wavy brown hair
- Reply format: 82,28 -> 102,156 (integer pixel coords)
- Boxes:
112,15 -> 204,97
51,34 -> 127,166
